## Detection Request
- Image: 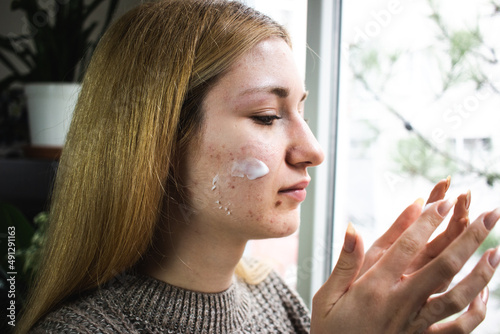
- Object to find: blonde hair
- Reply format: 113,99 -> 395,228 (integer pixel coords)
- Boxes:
18,1 -> 290,332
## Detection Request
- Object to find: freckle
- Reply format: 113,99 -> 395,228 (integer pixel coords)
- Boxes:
275,200 -> 282,207
231,185 -> 235,189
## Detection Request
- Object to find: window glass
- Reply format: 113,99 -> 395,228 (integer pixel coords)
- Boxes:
337,0 -> 500,331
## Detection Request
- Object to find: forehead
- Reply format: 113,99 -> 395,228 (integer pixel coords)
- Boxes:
207,38 -> 305,105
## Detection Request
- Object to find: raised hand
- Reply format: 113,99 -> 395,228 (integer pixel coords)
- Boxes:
359,177 -> 467,277
311,185 -> 500,333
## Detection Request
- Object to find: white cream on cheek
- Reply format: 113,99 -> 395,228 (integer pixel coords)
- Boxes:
230,158 -> 269,180
211,174 -> 219,190
211,158 -> 269,216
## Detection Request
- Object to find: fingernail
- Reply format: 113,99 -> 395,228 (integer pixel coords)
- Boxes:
481,287 -> 489,304
484,207 -> 500,231
343,222 -> 356,253
445,175 -> 451,192
488,247 -> 500,268
465,190 -> 471,210
414,198 -> 424,210
437,199 -> 455,217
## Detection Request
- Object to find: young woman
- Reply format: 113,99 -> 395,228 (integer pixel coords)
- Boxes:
19,0 -> 499,333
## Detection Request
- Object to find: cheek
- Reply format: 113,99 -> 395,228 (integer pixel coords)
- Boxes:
188,141 -> 298,237
208,144 -> 280,214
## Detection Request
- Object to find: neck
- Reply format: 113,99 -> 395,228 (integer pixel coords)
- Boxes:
139,216 -> 247,293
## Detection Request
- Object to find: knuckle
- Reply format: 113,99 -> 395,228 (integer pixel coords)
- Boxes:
398,235 -> 421,256
468,224 -> 486,246
436,256 -> 461,279
334,256 -> 357,273
475,266 -> 492,287
443,291 -> 468,314
421,211 -> 442,229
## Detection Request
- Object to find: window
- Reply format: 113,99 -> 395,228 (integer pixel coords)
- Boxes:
337,0 -> 500,332
246,1 -> 500,331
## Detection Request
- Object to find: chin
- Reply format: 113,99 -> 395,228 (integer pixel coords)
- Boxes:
256,211 -> 300,240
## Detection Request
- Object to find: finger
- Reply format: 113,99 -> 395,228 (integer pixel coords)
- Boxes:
447,190 -> 471,231
424,288 -> 488,334
372,199 -> 424,248
416,248 -> 498,326
313,223 -> 364,315
359,199 -> 423,277
426,176 -> 451,205
408,192 -> 470,273
413,208 -> 500,302
375,198 -> 456,279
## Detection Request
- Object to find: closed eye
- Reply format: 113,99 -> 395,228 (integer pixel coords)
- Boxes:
251,115 -> 282,126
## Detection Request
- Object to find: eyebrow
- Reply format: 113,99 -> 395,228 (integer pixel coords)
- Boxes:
239,86 -> 308,102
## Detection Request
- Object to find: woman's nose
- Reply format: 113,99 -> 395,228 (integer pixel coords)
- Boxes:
286,118 -> 325,168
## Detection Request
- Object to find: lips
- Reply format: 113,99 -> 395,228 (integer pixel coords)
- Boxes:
278,180 -> 310,202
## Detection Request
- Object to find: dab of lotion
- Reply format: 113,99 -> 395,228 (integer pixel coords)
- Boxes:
231,158 -> 269,180
211,174 -> 219,190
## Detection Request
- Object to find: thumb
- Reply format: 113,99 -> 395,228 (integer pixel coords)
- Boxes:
313,223 -> 364,314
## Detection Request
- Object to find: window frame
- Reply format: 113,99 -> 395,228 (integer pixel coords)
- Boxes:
296,0 -> 343,306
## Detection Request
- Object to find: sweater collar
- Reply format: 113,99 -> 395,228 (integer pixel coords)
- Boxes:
110,272 -> 252,332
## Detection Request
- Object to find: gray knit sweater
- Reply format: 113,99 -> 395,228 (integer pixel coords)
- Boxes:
30,270 -> 311,333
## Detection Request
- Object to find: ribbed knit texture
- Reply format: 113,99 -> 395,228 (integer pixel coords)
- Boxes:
30,270 -> 311,333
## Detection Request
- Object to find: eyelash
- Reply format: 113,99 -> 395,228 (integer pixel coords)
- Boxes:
251,115 -> 282,126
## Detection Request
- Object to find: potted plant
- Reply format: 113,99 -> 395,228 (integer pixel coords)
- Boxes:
0,0 -> 120,151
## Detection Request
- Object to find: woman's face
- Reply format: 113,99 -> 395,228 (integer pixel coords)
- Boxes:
182,37 -> 324,242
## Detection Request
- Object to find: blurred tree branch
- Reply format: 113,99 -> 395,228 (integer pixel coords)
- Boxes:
348,0 -> 500,186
